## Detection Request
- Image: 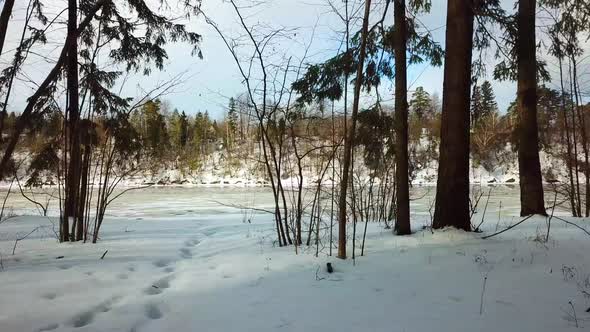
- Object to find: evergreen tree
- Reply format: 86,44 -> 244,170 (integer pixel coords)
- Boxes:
409,86 -> 432,119
169,109 -> 182,149
227,97 -> 238,141
480,81 -> 499,118
179,111 -> 189,148
471,84 -> 483,126
142,100 -> 168,156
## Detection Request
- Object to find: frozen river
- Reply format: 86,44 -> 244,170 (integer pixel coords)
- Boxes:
0,184 -> 531,220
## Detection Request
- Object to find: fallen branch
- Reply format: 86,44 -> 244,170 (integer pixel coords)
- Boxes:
210,200 -> 275,214
481,215 -> 534,239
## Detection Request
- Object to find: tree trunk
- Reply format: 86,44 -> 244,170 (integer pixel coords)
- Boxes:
337,0 -> 371,259
516,0 -> 546,216
394,0 -> 410,235
433,0 -> 474,231
0,0 -> 14,56
76,144 -> 91,241
64,0 -> 82,241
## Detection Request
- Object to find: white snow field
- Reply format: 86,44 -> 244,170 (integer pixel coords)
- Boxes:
0,187 -> 589,332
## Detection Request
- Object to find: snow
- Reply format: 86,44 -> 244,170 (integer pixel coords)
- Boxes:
1,187 -> 590,331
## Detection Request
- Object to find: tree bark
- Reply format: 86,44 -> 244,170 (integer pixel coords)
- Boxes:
433,0 -> 474,231
0,0 -> 14,56
516,0 -> 546,216
394,0 -> 410,235
337,0 -> 371,259
63,0 -> 82,242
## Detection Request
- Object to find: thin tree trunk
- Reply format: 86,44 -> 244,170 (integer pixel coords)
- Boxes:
516,0 -> 546,216
0,0 -> 15,56
394,0 -> 410,235
572,57 -> 589,217
76,144 -> 90,241
337,0 -> 371,259
64,0 -> 82,242
557,55 -> 577,216
433,0 -> 474,231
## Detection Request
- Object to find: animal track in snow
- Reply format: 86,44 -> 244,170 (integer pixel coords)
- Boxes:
41,292 -> 57,300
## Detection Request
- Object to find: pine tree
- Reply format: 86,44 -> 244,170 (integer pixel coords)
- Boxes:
471,84 -> 483,126
480,81 -> 498,118
179,111 -> 189,148
409,87 -> 432,119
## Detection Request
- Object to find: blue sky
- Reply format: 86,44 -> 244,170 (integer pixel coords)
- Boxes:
6,0 -> 587,120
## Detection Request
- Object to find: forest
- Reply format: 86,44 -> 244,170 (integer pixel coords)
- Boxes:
0,0 -> 590,331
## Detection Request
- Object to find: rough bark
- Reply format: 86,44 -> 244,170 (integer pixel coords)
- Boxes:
433,0 -> 474,231
337,0 -> 371,259
516,0 -> 546,216
394,0 -> 411,235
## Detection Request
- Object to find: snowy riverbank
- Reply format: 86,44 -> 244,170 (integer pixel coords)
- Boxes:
0,188 -> 589,331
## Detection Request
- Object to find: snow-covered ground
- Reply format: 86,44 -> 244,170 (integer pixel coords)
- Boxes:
1,187 -> 589,331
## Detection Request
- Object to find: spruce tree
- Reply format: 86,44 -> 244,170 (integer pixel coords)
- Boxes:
409,87 -> 432,119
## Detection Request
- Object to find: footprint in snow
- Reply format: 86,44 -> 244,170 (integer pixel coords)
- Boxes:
41,292 -> 57,300
145,303 -> 163,320
38,323 -> 59,332
153,259 -> 171,268
184,239 -> 200,247
179,247 -> 193,259
144,276 -> 173,295
67,296 -> 122,328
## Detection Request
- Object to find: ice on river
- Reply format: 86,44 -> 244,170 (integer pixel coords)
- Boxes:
0,186 -> 589,331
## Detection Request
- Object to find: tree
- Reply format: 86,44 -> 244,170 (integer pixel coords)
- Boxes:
63,0 -> 82,242
480,81 -> 498,118
179,111 -> 189,148
337,0 -> 372,259
471,84 -> 483,126
516,0 -> 546,216
409,86 -> 432,119
394,0 -> 410,235
433,0 -> 475,231
227,97 -> 239,147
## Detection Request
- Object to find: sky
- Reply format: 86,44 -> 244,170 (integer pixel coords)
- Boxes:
2,0 -> 589,120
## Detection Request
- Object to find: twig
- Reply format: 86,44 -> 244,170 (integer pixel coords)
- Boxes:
569,301 -> 578,328
475,188 -> 492,232
482,214 -> 534,239
553,216 -> 590,236
100,250 -> 108,259
546,190 -> 558,242
480,275 -> 488,315
13,226 -> 41,255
